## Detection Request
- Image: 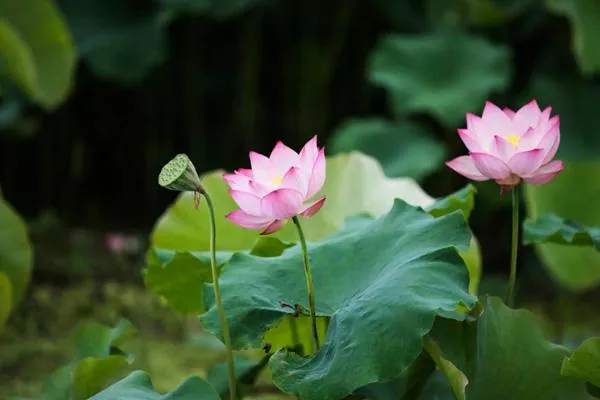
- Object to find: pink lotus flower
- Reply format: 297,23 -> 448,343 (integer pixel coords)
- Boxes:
446,100 -> 564,188
224,136 -> 326,235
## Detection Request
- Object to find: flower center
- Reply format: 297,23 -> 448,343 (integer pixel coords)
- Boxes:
271,175 -> 283,185
503,135 -> 521,148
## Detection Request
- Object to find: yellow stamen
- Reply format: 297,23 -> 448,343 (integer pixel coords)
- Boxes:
504,135 -> 521,148
272,175 -> 283,185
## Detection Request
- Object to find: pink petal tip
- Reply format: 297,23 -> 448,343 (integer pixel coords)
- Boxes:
300,196 -> 327,217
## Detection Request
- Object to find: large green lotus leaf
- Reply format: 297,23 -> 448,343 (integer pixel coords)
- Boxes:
432,297 -> 588,399
0,272 -> 12,333
547,0 -> 600,75
57,0 -> 169,84
89,370 -> 220,400
561,337 -> 600,387
0,195 -> 33,306
524,213 -> 600,250
329,118 -> 446,180
200,200 -> 476,399
367,32 -> 510,126
0,0 -> 75,108
530,75 -> 600,159
524,161 -> 600,290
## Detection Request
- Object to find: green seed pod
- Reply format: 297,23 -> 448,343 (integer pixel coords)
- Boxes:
158,154 -> 202,192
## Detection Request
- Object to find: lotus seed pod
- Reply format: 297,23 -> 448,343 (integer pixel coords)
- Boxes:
158,154 -> 202,192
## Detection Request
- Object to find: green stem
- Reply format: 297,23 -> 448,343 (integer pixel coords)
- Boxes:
292,216 -> 320,351
202,191 -> 237,400
289,316 -> 301,353
422,336 -> 466,400
506,185 -> 520,308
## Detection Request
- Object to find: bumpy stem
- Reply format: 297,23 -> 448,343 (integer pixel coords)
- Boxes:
507,185 -> 520,308
202,190 -> 237,400
292,216 -> 320,351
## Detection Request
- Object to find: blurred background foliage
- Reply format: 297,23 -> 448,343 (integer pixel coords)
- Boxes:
2,0 -> 600,397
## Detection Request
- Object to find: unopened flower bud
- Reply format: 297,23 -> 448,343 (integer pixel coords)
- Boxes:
158,154 -> 202,192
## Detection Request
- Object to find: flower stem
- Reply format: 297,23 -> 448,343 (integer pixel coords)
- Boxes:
292,216 -> 320,351
506,185 -> 520,308
201,190 -> 237,400
289,316 -> 301,353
